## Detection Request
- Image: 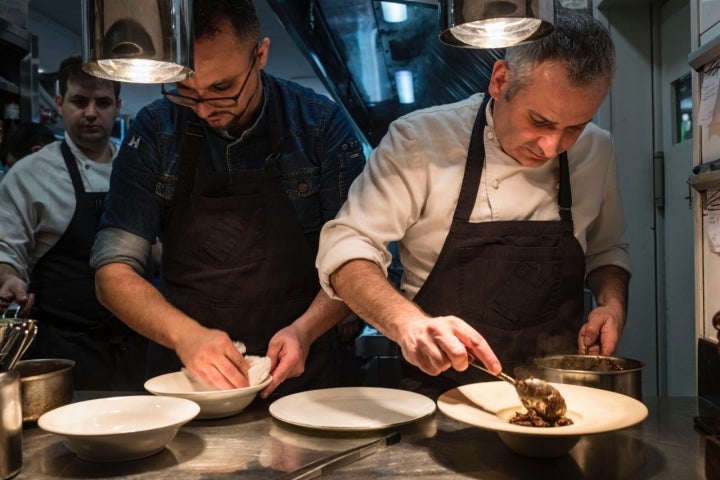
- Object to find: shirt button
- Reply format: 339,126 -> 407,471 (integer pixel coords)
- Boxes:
84,164 -> 90,170
486,131 -> 495,140
298,182 -> 309,194
492,179 -> 500,189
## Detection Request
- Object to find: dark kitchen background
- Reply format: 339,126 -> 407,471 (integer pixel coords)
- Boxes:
1,0 -> 712,401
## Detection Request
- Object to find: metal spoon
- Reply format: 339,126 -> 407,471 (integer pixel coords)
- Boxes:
467,357 -> 567,422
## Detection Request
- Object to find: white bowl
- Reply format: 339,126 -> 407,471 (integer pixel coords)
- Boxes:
437,381 -> 648,458
144,371 -> 272,419
37,395 -> 200,462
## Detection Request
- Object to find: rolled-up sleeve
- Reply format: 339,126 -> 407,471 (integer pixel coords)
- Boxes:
90,103 -> 168,278
90,227 -> 152,276
317,117 -> 426,298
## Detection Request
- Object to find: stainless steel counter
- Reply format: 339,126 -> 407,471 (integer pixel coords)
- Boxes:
16,394 -> 718,479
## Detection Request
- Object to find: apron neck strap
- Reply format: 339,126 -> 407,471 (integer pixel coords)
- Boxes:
456,95 -> 573,223
164,120 -> 204,236
558,151 -> 572,221
454,95 -> 492,220
60,140 -> 85,194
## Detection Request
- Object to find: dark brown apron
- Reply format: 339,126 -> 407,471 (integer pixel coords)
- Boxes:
152,120 -> 336,397
27,141 -> 148,390
410,96 -> 586,390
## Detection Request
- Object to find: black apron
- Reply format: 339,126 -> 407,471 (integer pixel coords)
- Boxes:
151,118 -> 336,397
409,96 -> 586,390
27,141 -> 148,390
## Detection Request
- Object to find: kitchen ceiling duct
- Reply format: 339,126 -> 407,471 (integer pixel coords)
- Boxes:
266,0 -> 504,147
439,0 -> 555,48
81,0 -> 194,83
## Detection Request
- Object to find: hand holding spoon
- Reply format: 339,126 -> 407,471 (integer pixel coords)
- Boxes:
467,356 -> 567,422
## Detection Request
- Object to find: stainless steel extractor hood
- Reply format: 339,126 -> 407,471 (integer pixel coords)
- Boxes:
266,0 -> 504,147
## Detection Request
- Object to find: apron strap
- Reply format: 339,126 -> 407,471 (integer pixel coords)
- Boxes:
454,95 -> 491,221
60,140 -> 86,195
454,96 -> 574,224
164,121 -> 204,238
558,152 -> 572,222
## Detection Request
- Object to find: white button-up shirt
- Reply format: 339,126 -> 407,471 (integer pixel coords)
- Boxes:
0,134 -> 116,280
317,93 -> 631,299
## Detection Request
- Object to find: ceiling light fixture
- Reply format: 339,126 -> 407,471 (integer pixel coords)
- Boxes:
439,0 -> 554,49
81,0 -> 194,83
394,70 -> 415,104
381,2 -> 409,23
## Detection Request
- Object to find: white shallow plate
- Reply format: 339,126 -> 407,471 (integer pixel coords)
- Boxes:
37,395 -> 200,462
437,382 -> 648,457
145,371 -> 272,419
268,387 -> 436,431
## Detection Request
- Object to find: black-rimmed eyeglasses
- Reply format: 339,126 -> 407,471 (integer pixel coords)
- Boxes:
162,50 -> 258,108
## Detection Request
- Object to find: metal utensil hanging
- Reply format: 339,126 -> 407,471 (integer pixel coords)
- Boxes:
0,316 -> 38,372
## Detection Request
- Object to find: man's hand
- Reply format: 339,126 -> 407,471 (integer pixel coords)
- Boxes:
175,327 -> 250,390
261,324 -> 311,398
396,314 -> 502,376
0,273 -> 34,316
582,265 -> 630,356
578,305 -> 624,356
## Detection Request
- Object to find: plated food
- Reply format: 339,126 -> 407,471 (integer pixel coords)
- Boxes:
437,381 -> 647,457
508,409 -> 573,427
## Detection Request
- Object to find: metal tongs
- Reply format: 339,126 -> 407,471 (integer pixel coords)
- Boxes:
2,319 -> 38,371
0,300 -> 38,371
275,432 -> 401,480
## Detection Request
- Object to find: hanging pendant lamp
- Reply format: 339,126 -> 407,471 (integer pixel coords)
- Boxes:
81,0 -> 194,83
439,0 -> 555,49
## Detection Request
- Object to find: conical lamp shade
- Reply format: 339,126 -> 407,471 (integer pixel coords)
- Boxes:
440,0 -> 554,49
81,0 -> 194,83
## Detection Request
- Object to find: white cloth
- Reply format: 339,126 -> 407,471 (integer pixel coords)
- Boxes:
317,93 -> 631,300
0,134 -> 116,281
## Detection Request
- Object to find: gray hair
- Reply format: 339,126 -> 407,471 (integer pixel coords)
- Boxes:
504,11 -> 616,99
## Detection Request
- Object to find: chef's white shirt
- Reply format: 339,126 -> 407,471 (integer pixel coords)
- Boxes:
317,93 -> 631,300
0,133 -> 116,281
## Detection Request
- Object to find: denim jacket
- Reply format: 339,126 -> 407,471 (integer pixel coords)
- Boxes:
91,71 -> 365,275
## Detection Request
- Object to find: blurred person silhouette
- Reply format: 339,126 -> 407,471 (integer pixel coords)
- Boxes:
0,121 -> 57,182
90,0 -> 365,398
0,55 -> 147,390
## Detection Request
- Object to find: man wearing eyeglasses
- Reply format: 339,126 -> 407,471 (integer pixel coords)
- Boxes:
90,0 -> 365,399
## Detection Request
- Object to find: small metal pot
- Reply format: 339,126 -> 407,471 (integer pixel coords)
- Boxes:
15,358 -> 74,423
533,355 -> 644,400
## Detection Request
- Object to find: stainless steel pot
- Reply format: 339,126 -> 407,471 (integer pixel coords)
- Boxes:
533,355 -> 644,400
15,358 -> 74,423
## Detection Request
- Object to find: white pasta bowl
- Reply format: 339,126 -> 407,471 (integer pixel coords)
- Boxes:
144,370 -> 272,419
437,381 -> 648,458
37,395 -> 200,462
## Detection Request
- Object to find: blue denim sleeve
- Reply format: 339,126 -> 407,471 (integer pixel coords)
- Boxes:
90,227 -> 152,276
97,103 -> 172,268
319,104 -> 365,223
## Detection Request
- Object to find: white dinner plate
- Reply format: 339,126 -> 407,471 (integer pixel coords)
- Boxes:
437,381 -> 648,436
268,387 -> 436,431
